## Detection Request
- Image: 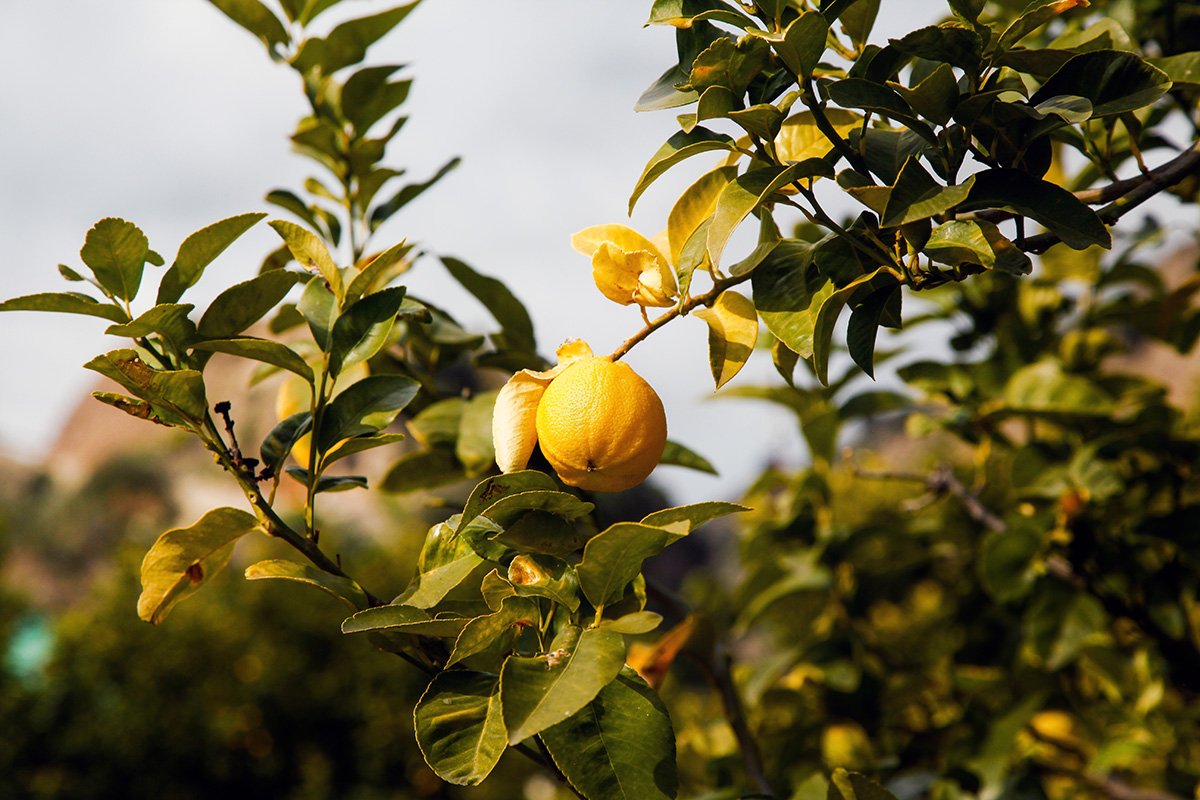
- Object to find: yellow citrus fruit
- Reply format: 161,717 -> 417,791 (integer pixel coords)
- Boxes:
534,356 -> 667,493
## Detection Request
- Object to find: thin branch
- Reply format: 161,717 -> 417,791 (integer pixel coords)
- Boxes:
609,273 -> 747,362
849,461 -> 1006,532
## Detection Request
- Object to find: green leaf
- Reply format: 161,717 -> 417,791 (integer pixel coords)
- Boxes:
370,157 -> 461,230
960,169 -> 1111,250
1149,52 -> 1200,88
837,0 -> 881,48
540,667 -> 678,800
90,392 -> 181,428
158,213 -> 267,304
442,257 -> 536,354
245,558 -> 370,611
1030,49 -> 1171,117
324,432 -> 406,466
379,448 -> 466,493
414,671 -> 507,786
490,510 -> 588,557
80,217 -> 151,302
924,219 -> 1033,274
659,439 -> 718,474
684,35 -> 770,95
642,501 -> 749,534
482,490 -> 595,531
317,374 -> 420,452
269,220 -> 342,299
137,507 -> 260,624
812,269 -> 890,386
635,64 -> 700,112
206,0 -> 289,47
394,521 -> 486,609
190,337 -> 313,381
298,275 -> 339,351
827,79 -> 935,142
0,292 -> 129,323
773,12 -> 829,78
1000,359 -> 1114,415
196,269 -> 305,339
979,526 -> 1041,603
329,285 -> 407,376
458,471 -> 561,532
500,626 -> 626,743
407,397 -> 464,448
342,65 -> 411,134
265,189 -> 320,232
889,24 -> 984,71
668,165 -> 738,266
629,127 -> 737,214
292,2 -> 419,75
577,523 -> 680,607
105,304 -> 197,353
828,768 -> 901,800
693,289 -> 759,390
597,611 -> 663,634
879,159 -> 975,227
751,241 -> 822,358
710,162 -> 834,269
998,0 -> 1087,51
260,411 -> 312,476
846,286 -> 894,378
84,349 -> 208,423
346,240 -> 414,301
342,604 -> 470,637
891,62 -> 958,126
446,595 -> 540,667
284,468 -> 369,493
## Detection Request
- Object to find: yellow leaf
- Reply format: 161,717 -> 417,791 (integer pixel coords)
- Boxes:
775,109 -> 860,164
693,290 -> 760,389
668,166 -> 738,266
591,242 -> 678,307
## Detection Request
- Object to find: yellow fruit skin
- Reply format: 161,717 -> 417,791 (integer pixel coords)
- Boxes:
534,356 -> 667,493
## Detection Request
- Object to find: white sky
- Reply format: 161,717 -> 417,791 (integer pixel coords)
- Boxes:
0,1 -> 947,504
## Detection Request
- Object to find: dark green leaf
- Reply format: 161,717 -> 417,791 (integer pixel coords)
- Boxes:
324,433 -> 406,466
773,12 -> 829,79
284,468 -> 369,493
0,292 -> 129,323
828,79 -> 936,142
379,448 -> 466,493
196,269 -> 305,339
540,668 -> 678,800
84,349 -> 208,423
317,374 -> 420,452
960,169 -> 1110,250
641,501 -> 747,533
751,241 -> 823,358
828,768 -> 902,800
105,304 -> 197,354
889,24 -> 984,71
260,411 -> 312,476
458,471 -> 560,533
659,440 -> 718,474
577,523 -> 680,607
265,189 -> 321,232
342,65 -> 412,134
414,671 -> 507,786
329,285 -> 407,376
709,161 -> 833,268
158,213 -> 267,304
341,604 -> 469,637
1030,50 -> 1171,117
370,157 -> 461,230
442,257 -> 536,354
190,337 -> 313,381
298,275 -> 339,351
500,626 -> 626,743
446,595 -> 540,667
629,127 -> 737,214
481,491 -> 595,531
206,0 -> 289,47
292,2 -> 419,75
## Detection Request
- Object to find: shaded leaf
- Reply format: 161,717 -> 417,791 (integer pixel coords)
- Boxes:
379,448 -> 466,493
960,169 -> 1111,250
1030,49 -> 1171,117
342,604 -> 470,637
693,289 -> 759,389
317,374 -> 420,452
443,257 -> 536,353
196,269 -> 305,339
329,285 -> 408,376
245,558 -> 370,611
190,337 -> 313,381
207,0 -> 289,47
577,523 -> 680,607
659,439 -> 718,474
642,501 -> 749,534
924,219 -> 1033,274
414,671 -> 507,786
292,2 -> 419,75
0,292 -> 129,323
447,595 -> 540,667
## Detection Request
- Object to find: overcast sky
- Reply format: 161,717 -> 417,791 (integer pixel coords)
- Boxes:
0,1 -> 948,504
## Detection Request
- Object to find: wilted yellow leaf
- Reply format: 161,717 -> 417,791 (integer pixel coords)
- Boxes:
592,242 -> 678,307
668,166 -> 738,266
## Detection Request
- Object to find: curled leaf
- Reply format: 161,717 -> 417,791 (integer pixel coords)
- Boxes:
693,290 -> 760,389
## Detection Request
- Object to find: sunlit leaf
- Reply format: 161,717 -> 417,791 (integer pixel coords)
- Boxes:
79,218 -> 151,303
414,671 -> 507,786
245,559 -> 370,611
693,289 -> 760,389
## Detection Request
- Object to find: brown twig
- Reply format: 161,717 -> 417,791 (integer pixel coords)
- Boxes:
849,461 -> 1007,532
609,274 -> 747,362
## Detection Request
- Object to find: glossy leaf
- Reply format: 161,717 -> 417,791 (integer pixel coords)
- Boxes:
329,285 -> 407,376
260,411 -> 312,476
924,219 -> 1033,275
629,127 -> 737,214
960,169 -> 1110,250
324,432 -> 406,466
190,337 -> 313,381
636,64 -> 699,112
890,24 -> 984,71
998,0 -> 1090,51
79,217 -> 150,302
446,595 -> 540,667
775,109 -> 860,163
245,559 -> 370,611
880,159 -> 975,227
828,79 -> 935,142
773,12 -> 829,78
540,667 -> 678,800
157,212 -> 267,304
298,276 -> 339,351
751,241 -> 822,358
668,166 -> 737,266
196,269 -> 304,339
346,240 -> 413,301
137,507 -> 260,624
1030,50 -> 1171,117
414,671 -> 507,786
506,554 -> 581,612
458,471 -> 560,532
0,292 -> 129,323
500,626 -> 626,743
709,161 -> 832,268
394,522 -> 485,609
481,490 -> 595,530
317,374 -> 419,452
693,289 -> 759,390
577,523 -> 680,608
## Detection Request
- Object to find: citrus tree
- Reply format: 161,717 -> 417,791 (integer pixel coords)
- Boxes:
3,0 -> 1200,799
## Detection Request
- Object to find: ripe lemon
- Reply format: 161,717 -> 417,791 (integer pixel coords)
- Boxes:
534,356 -> 667,493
